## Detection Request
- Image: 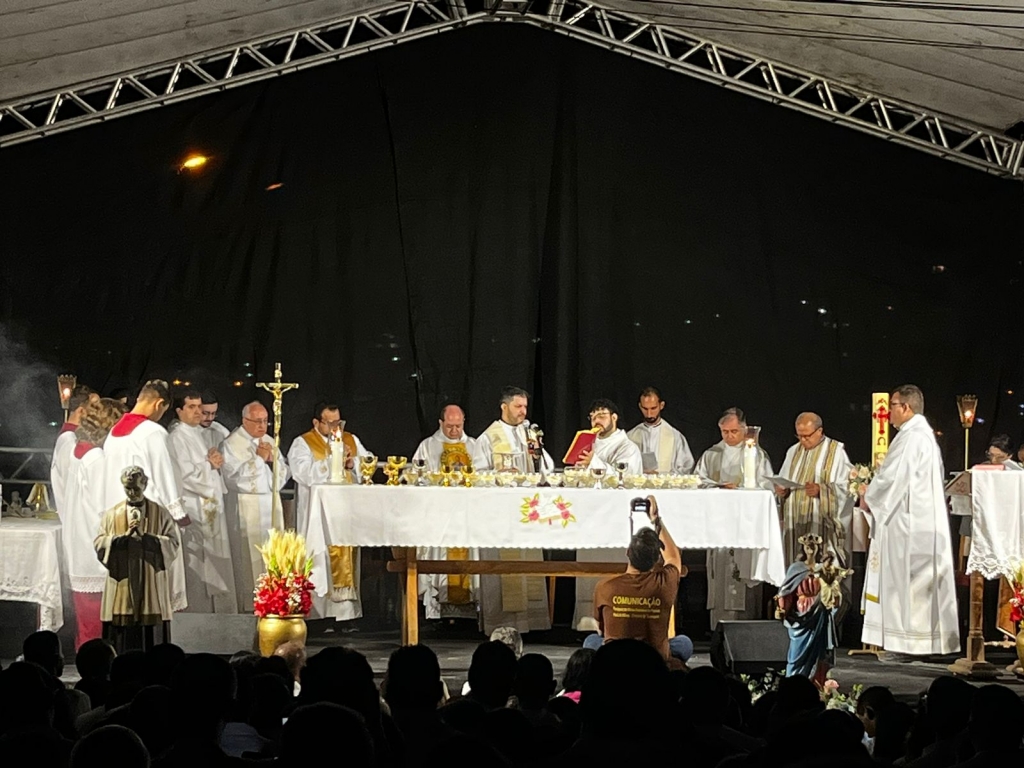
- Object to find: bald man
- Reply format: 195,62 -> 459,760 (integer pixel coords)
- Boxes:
411,403 -> 486,620
775,412 -> 853,569
221,400 -> 291,611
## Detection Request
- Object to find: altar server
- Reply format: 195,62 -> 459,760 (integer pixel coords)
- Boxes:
627,387 -> 695,474
221,400 -> 291,611
412,404 -> 487,620
287,401 -> 370,622
168,389 -> 237,614
572,399 -> 644,629
50,385 -> 97,512
63,397 -> 126,648
695,408 -> 773,627
476,386 -> 551,634
861,385 -> 958,656
101,380 -> 188,612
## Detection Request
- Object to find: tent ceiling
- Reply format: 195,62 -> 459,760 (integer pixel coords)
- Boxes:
2,0 -> 1023,133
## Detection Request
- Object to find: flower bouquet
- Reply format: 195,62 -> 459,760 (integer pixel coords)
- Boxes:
821,677 -> 863,713
848,464 -> 874,500
1009,561 -> 1024,625
253,529 -> 315,619
740,668 -> 785,703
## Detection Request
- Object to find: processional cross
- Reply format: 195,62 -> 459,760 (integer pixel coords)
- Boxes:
257,363 -> 299,529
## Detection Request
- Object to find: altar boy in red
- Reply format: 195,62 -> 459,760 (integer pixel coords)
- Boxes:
101,380 -> 190,612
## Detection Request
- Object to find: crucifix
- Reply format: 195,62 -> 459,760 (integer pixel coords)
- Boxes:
257,363 -> 299,529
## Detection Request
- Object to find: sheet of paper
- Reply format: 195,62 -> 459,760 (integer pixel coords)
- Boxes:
768,475 -> 804,491
641,452 -> 658,472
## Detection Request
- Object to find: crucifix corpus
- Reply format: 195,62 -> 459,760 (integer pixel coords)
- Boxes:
257,363 -> 299,529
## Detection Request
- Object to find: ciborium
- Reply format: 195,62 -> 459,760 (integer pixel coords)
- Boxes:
385,455 -> 407,486
359,454 -> 378,485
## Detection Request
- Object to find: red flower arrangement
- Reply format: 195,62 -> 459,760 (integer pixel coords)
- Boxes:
253,530 -> 315,618
1009,565 -> 1024,625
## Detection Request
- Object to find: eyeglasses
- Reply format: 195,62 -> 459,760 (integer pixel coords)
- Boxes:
890,401 -> 906,409
318,419 -> 343,429
796,427 -> 823,440
244,417 -> 268,425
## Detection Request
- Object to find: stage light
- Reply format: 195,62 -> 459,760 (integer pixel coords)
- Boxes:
266,182 -> 284,191
181,154 -> 209,171
233,380 -> 244,387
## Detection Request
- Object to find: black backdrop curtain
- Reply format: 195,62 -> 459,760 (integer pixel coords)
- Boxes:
1,24 -> 1022,468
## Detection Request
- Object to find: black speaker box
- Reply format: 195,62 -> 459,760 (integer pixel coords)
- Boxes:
709,620 -> 789,675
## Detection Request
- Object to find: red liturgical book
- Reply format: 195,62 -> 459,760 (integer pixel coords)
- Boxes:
563,429 -> 600,466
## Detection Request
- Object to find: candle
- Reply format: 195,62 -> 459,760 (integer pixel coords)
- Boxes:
742,439 -> 758,489
329,429 -> 347,484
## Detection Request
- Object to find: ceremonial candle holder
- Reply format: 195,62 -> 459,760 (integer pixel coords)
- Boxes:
359,454 -> 378,485
328,426 -> 349,484
384,455 -> 407,486
741,426 -> 761,489
57,374 -> 76,423
957,394 -> 978,471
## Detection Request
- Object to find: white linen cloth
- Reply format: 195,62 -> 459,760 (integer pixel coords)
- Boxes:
0,518 -> 64,630
967,471 -> 1024,579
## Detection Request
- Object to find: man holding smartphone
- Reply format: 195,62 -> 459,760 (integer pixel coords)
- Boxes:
583,496 -> 693,665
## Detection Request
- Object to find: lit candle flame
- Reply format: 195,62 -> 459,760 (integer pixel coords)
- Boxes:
964,410 -> 973,419
62,388 -> 71,398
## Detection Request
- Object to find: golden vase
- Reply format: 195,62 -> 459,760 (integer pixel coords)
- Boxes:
257,614 -> 308,657
1016,628 -> 1024,674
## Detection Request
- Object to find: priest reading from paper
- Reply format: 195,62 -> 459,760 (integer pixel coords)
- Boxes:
101,380 -> 189,614
221,400 -> 291,612
627,386 -> 695,474
476,386 -> 552,634
412,403 -> 487,620
168,388 -> 237,614
695,407 -> 773,626
572,398 -> 644,630
860,385 -> 958,656
774,412 -> 853,569
287,400 -> 370,622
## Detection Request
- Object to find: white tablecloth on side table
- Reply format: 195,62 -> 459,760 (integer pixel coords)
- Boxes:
968,471 -> 1024,579
0,517 -> 64,630
306,485 -> 785,600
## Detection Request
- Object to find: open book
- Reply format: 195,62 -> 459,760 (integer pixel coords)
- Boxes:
563,428 -> 600,466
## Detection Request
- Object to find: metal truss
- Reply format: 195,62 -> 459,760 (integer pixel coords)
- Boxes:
1,0 -> 1020,178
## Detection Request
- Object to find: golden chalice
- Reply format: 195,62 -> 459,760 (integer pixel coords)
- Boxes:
439,463 -> 456,487
460,464 -> 476,487
385,455 -> 407,486
359,454 -> 378,485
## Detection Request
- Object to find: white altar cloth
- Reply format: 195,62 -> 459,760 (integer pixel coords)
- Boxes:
968,471 -> 1024,579
306,486 -> 786,599
0,518 -> 64,630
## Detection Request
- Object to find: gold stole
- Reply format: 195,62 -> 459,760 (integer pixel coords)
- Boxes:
791,439 -> 844,563
301,429 -> 357,591
440,440 -> 472,603
483,421 -> 531,611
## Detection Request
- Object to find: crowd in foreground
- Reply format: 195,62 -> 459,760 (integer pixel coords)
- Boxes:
0,629 -> 1022,768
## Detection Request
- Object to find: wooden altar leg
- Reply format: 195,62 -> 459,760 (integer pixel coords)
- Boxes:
949,571 -> 997,679
404,547 -> 419,646
548,577 -> 557,626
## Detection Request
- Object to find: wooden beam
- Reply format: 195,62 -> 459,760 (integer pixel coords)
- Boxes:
386,559 -> 688,577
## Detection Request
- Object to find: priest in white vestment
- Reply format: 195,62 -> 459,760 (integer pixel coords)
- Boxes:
287,401 -> 370,622
571,398 -> 645,629
168,390 -> 238,614
50,385 -> 98,514
200,391 -> 231,450
476,386 -> 552,634
775,413 -> 853,568
221,400 -> 291,612
100,380 -> 188,613
627,386 -> 695,474
63,397 -> 126,649
695,407 -> 774,628
861,385 -> 958,656
412,404 -> 487,619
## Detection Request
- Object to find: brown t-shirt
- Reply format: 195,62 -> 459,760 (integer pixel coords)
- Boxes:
594,564 -> 680,659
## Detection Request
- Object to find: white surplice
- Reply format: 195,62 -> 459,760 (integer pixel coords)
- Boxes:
220,427 -> 291,612
50,426 -> 77,513
411,429 -> 486,619
476,420 -> 553,634
627,419 -> 695,474
168,422 -> 238,614
63,446 -> 109,594
861,413 -> 959,655
695,440 -> 774,627
101,415 -> 188,611
202,421 -> 231,451
573,428 -> 644,629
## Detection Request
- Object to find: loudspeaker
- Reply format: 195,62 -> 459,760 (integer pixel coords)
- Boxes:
709,620 -> 789,675
171,614 -> 258,655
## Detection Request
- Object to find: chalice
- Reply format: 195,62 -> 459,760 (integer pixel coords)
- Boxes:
385,455 -> 407,486
412,457 -> 428,486
591,467 -> 606,490
359,454 -> 378,485
460,464 -> 476,488
615,461 -> 628,489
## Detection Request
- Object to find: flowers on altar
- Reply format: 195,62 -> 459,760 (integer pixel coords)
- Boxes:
1008,561 -> 1024,625
253,529 -> 315,618
848,464 -> 875,500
